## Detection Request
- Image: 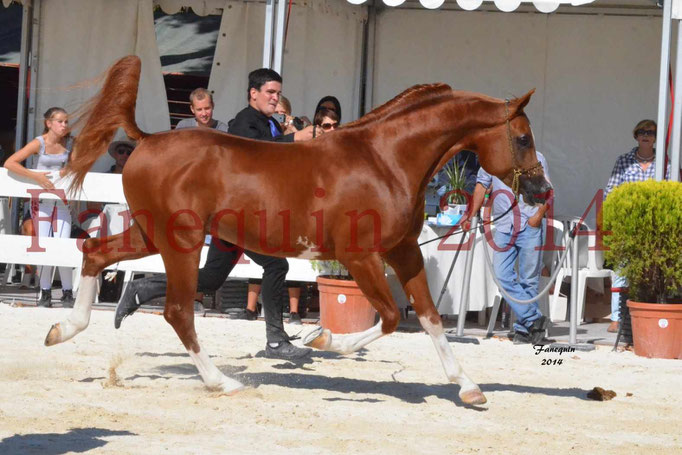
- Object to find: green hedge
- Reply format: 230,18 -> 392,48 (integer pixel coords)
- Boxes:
602,180 -> 682,303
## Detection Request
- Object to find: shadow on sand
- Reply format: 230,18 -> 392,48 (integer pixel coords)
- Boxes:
0,428 -> 134,455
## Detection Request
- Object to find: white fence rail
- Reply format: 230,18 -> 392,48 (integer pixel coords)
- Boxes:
0,168 -> 318,283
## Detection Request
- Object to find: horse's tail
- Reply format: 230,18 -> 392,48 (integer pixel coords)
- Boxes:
68,55 -> 149,192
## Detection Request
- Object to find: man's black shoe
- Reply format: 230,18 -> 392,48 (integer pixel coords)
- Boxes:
114,285 -> 141,329
38,289 -> 52,308
528,316 -> 550,345
532,337 -> 553,346
513,331 -> 531,345
265,341 -> 311,360
245,309 -> 259,321
61,289 -> 75,308
289,312 -> 302,325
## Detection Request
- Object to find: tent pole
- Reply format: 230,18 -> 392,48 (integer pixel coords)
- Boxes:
262,0 -> 274,69
656,0 -> 673,181
669,19 -> 682,182
272,0 -> 286,74
362,1 -> 377,116
26,0 -> 41,142
569,222 -> 579,345
14,1 -> 32,154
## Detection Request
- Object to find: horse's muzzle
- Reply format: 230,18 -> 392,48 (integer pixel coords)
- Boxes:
520,175 -> 553,206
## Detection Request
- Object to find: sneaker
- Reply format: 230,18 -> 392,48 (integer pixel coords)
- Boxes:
513,331 -> 531,345
265,341 -> 312,360
61,290 -> 75,308
289,312 -> 302,325
38,289 -> 52,308
528,315 -> 549,345
114,285 -> 141,329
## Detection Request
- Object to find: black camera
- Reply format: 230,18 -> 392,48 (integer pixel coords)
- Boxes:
272,113 -> 307,131
292,116 -> 305,130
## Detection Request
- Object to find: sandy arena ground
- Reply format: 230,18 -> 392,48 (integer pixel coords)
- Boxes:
0,303 -> 680,455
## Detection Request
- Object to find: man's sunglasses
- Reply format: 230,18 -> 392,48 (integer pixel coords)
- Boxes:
320,122 -> 338,131
636,129 -> 656,137
116,148 -> 133,156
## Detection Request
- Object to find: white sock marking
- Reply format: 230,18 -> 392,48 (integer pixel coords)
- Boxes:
188,347 -> 244,393
56,275 -> 97,343
418,315 -> 478,393
326,321 -> 385,354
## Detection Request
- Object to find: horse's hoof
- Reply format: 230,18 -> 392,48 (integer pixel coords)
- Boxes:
224,385 -> 248,396
208,381 -> 247,396
302,326 -> 332,350
44,323 -> 62,346
460,387 -> 487,405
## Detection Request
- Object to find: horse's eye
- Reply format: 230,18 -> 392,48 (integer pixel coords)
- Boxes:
516,135 -> 532,148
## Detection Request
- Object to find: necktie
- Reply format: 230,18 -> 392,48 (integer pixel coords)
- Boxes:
268,118 -> 280,138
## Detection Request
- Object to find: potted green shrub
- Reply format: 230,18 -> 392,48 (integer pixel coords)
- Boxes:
311,260 -> 377,334
602,180 -> 682,359
440,158 -> 470,224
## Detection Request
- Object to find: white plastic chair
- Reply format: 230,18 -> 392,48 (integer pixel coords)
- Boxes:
549,217 -> 611,323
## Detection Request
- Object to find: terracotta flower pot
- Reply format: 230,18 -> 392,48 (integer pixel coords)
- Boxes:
317,276 -> 377,334
627,300 -> 682,359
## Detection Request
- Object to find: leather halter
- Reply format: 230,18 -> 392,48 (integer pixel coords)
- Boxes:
505,99 -> 544,197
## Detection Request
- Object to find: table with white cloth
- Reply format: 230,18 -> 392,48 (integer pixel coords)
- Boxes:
387,222 -> 500,316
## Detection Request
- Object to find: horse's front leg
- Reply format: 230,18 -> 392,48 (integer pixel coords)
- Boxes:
45,224 -> 154,346
304,253 -> 399,354
383,240 -> 486,405
160,247 -> 245,394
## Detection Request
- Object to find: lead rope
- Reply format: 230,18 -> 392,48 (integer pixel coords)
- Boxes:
480,224 -> 576,304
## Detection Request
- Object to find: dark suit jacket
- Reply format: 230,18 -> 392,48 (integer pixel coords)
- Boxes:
228,105 -> 294,142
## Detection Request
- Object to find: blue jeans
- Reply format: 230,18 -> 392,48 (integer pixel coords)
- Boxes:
493,225 -> 544,334
610,273 -> 627,322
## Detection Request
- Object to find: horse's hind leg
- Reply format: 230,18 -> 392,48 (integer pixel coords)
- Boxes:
45,223 -> 154,346
383,240 -> 486,405
160,247 -> 245,394
304,253 -> 400,354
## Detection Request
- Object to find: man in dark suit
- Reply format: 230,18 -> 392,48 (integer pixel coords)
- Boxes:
114,69 -> 316,360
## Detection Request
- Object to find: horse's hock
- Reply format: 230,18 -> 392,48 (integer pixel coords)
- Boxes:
317,276 -> 377,334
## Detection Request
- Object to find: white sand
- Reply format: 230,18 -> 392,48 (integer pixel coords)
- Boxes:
0,303 -> 680,454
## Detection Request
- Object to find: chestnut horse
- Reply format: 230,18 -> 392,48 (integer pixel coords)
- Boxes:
44,56 -> 551,405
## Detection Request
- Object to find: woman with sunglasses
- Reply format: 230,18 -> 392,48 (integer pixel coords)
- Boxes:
3,107 -> 75,308
313,108 -> 339,133
314,96 -> 342,124
604,119 -> 669,333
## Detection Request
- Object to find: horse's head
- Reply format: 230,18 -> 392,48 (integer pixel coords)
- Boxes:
458,90 -> 552,205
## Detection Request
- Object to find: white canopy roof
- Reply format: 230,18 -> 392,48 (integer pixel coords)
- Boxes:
347,0 -> 596,13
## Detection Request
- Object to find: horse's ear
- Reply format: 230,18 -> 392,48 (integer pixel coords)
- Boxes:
513,89 -> 535,112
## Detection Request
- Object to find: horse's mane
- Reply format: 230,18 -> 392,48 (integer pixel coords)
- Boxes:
345,83 -> 453,128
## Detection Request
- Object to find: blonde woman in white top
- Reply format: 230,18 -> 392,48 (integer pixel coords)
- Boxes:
4,107 -> 75,307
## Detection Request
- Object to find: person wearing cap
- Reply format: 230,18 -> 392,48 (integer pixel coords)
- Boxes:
108,140 -> 135,174
76,139 -> 136,240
